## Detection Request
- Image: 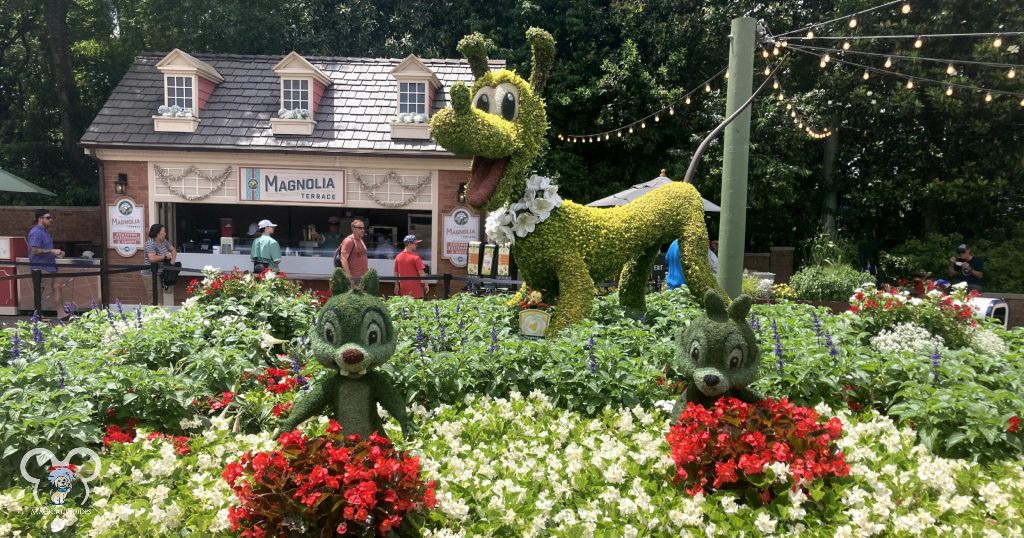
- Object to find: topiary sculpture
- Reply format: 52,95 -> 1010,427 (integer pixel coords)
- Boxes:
430,28 -> 725,333
279,269 -> 414,439
671,290 -> 762,419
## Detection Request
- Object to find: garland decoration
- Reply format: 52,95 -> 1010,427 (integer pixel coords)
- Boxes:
352,170 -> 432,208
153,165 -> 234,201
484,175 -> 562,246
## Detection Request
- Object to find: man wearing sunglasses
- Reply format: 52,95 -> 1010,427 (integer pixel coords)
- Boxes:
27,208 -> 67,320
337,219 -> 368,282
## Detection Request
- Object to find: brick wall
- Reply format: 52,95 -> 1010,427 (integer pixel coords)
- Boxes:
434,169 -> 476,294
0,206 -> 102,246
103,161 -> 151,305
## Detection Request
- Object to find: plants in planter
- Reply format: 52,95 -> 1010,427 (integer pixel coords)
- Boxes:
156,105 -> 194,117
393,113 -> 428,123
848,281 -> 977,349
789,264 -> 874,302
277,108 -> 311,120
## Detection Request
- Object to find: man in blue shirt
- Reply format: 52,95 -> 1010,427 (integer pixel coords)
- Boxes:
27,208 -> 66,319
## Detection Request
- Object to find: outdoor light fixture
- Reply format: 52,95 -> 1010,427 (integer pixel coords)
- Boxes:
115,173 -> 128,195
457,182 -> 467,204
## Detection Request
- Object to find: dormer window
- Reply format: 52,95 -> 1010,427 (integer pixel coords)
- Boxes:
282,79 -> 310,111
399,82 -> 426,115
390,55 -> 441,140
153,49 -> 223,133
166,76 -> 194,109
271,52 -> 332,136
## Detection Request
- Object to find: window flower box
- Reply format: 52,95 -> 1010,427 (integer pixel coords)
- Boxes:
152,115 -> 200,133
390,122 -> 431,140
270,117 -> 316,136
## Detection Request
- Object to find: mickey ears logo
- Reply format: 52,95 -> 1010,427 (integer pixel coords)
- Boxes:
117,200 -> 134,216
20,447 -> 101,506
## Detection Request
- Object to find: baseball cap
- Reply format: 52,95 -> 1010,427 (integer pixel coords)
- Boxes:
403,234 -> 422,244
956,243 -> 968,253
258,219 -> 278,229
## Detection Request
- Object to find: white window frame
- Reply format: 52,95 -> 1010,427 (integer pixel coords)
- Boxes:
399,81 -> 427,115
281,78 -> 310,112
164,75 -> 195,110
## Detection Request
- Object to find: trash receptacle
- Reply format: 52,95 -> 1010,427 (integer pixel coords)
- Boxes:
969,297 -> 1009,329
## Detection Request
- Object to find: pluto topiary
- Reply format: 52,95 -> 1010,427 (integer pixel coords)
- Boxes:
430,28 -> 725,333
279,269 -> 414,439
671,290 -> 762,419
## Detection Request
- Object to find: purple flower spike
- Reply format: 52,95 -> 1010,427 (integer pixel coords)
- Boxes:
749,312 -> 760,332
31,311 -> 39,323
56,361 -> 67,389
771,319 -> 783,375
10,333 -> 21,363
930,346 -> 941,382
586,335 -> 597,374
32,323 -> 44,345
488,328 -> 499,356
415,325 -> 426,356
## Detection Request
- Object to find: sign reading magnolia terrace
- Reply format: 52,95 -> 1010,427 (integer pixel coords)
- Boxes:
239,167 -> 345,204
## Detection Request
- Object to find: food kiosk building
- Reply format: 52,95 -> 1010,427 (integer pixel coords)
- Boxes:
81,49 -> 492,304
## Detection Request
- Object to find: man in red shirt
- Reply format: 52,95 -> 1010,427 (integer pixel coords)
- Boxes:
338,219 -> 368,282
394,234 -> 429,298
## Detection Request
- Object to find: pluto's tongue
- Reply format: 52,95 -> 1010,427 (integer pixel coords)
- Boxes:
468,157 -> 508,207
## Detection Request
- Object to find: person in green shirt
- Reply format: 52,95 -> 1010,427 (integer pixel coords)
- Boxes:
317,216 -> 343,252
251,219 -> 282,272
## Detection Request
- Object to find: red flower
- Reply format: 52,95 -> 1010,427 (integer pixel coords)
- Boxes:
102,423 -> 137,447
208,392 -> 235,412
271,402 -> 293,417
1009,416 -> 1021,433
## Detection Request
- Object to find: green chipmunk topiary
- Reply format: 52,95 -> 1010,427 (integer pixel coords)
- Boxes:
671,290 -> 762,419
279,269 -> 414,439
430,28 -> 725,333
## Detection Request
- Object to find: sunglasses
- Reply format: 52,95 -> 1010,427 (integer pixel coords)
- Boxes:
352,226 -> 365,229
42,216 -> 52,220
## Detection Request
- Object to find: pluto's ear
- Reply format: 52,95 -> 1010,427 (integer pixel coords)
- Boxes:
728,295 -> 753,322
457,32 -> 493,79
331,269 -> 350,295
703,289 -> 728,321
360,269 -> 380,296
526,27 -> 555,93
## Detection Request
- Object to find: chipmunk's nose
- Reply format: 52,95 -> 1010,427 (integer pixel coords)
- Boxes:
342,348 -> 365,365
703,374 -> 720,387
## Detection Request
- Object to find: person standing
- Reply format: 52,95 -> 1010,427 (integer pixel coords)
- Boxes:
317,217 -> 343,252
948,243 -> 984,293
708,239 -> 719,274
142,224 -> 179,301
338,218 -> 368,282
27,209 -> 66,319
393,235 -> 429,298
251,219 -> 282,273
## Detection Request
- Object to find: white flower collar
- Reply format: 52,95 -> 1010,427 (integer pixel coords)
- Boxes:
484,175 -> 563,246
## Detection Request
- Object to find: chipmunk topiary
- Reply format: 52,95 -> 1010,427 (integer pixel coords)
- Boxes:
671,290 -> 762,419
279,269 -> 414,439
430,28 -> 726,334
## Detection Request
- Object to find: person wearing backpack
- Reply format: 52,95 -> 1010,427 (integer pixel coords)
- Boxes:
143,223 -> 181,302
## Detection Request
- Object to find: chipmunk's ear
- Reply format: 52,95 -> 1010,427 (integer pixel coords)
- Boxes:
526,27 -> 555,93
457,32 -> 493,79
359,269 -> 380,296
331,268 -> 351,295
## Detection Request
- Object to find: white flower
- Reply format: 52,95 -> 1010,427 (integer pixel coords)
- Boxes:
50,510 -> 78,533
528,196 -> 556,220
260,333 -> 287,350
511,212 -> 541,237
525,175 -> 552,197
754,512 -> 777,534
953,281 -> 968,289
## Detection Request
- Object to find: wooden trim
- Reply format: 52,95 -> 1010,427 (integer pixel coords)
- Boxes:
94,148 -> 471,171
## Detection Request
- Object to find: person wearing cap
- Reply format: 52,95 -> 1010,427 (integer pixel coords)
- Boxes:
394,235 -> 429,298
27,208 -> 67,320
317,217 -> 343,252
338,219 -> 368,281
251,219 -> 282,273
948,243 -> 984,293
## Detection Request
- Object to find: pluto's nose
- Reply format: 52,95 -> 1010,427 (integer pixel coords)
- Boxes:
342,348 -> 365,365
703,375 -> 720,387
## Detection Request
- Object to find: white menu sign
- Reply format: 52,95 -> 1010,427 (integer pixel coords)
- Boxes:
240,167 -> 345,204
108,197 -> 145,257
442,207 -> 479,268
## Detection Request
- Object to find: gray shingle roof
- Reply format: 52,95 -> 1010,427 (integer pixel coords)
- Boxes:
81,53 -> 505,155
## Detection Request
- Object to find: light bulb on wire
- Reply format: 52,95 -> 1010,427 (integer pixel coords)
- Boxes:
993,36 -> 1003,48
863,70 -> 870,80
762,50 -> 770,59
654,115 -> 660,122
641,121 -> 646,128
945,85 -> 953,96
764,66 -> 771,75
786,103 -> 792,110
842,41 -> 851,50
913,37 -> 923,48
686,96 -> 692,105
985,92 -> 993,102
884,57 -> 893,68
705,84 -> 711,93
773,46 -> 780,55
946,64 -> 956,76
772,80 -> 779,89
669,106 -> 674,115
849,18 -> 857,28
1008,68 -> 1017,79
617,131 -> 622,138
905,80 -> 914,89
629,126 -> 634,134
806,31 -> 814,39
901,3 -> 911,14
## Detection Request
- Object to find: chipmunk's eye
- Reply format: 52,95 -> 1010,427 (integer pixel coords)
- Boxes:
689,340 -> 701,362
500,91 -> 517,120
475,93 -> 490,113
728,347 -> 743,368
367,321 -> 382,346
323,322 -> 336,344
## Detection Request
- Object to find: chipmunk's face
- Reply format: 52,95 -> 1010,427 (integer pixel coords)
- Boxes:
313,270 -> 396,376
676,291 -> 760,397
431,70 -> 548,213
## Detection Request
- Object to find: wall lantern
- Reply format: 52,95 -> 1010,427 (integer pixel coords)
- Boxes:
457,182 -> 468,204
114,173 -> 128,195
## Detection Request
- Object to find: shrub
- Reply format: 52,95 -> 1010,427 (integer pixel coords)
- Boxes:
803,230 -> 858,268
222,424 -> 436,536
741,274 -> 772,299
789,265 -> 874,301
849,282 -> 976,349
666,397 -> 850,500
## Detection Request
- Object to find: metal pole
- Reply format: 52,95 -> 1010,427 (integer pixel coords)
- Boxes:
151,262 -> 160,305
718,17 -> 757,298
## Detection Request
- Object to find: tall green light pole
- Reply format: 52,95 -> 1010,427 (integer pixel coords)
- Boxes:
718,17 -> 757,298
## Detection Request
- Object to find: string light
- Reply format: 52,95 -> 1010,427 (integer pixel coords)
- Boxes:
686,96 -> 692,105
1020,98 -> 1024,107
985,92 -> 993,102
863,70 -> 870,80
913,36 -> 923,48
884,57 -> 893,68
993,36 -> 1003,48
773,46 -> 780,55
849,17 -> 858,28
946,85 -> 953,96
669,106 -> 674,115
641,121 -> 646,128
617,131 -> 622,137
906,80 -> 914,89
705,83 -> 712,93
842,41 -> 852,50
1008,68 -> 1017,79
628,126 -> 634,134
605,133 -> 610,140
772,80 -> 780,89
654,115 -> 660,122
786,103 -> 792,110
946,64 -> 956,76
901,2 -> 911,14
807,31 -> 815,39
764,66 -> 771,75
724,70 -> 729,79
763,50 -> 770,59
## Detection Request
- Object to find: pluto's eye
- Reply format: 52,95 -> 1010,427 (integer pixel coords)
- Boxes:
728,348 -> 743,368
689,340 -> 701,362
367,321 -> 382,346
500,92 -> 517,120
475,93 -> 490,113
